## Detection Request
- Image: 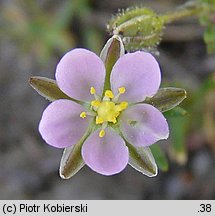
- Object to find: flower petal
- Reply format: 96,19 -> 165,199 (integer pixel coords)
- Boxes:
82,128 -> 129,175
39,99 -> 90,148
120,104 -> 169,147
56,49 -> 106,101
110,51 -> 161,102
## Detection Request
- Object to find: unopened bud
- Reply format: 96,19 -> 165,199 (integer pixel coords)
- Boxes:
107,7 -> 164,52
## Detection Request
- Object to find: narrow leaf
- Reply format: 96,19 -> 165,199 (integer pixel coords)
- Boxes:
29,76 -> 71,101
150,144 -> 169,172
144,87 -> 187,112
59,142 -> 85,179
168,115 -> 189,165
127,142 -> 157,177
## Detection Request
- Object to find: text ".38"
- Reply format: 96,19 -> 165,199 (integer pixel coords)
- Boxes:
198,204 -> 212,213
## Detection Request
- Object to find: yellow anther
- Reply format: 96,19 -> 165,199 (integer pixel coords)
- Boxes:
119,101 -> 128,110
89,88 -> 128,126
99,129 -> 105,138
96,116 -> 104,124
105,90 -> 114,99
109,117 -> 117,124
118,87 -> 126,94
115,112 -> 120,117
80,112 -> 87,119
90,87 -> 96,95
91,100 -> 101,107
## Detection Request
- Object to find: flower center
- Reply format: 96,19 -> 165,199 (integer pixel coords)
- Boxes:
97,101 -> 119,123
79,86 -> 128,138
96,101 -> 120,124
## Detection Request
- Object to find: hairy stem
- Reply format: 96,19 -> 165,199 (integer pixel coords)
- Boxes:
160,1 -> 202,24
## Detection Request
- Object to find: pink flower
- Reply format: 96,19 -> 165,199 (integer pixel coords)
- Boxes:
39,38 -> 169,176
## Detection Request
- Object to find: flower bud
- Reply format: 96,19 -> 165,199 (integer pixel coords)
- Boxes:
107,7 -> 164,52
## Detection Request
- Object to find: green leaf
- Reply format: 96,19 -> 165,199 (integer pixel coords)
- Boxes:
144,87 -> 187,112
199,0 -> 215,53
100,35 -> 124,93
29,76 -> 72,101
127,142 -> 157,177
150,144 -> 169,172
59,144 -> 85,179
168,115 -> 189,165
165,107 -> 188,117
204,26 -> 215,53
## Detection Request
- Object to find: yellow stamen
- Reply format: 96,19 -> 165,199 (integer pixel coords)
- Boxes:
115,101 -> 128,112
91,100 -> 101,107
105,90 -> 114,99
109,117 -> 117,124
90,87 -> 96,95
118,87 -> 126,94
80,112 -> 87,119
115,111 -> 120,117
99,129 -> 105,138
88,87 -> 128,126
119,101 -> 128,110
96,116 -> 104,124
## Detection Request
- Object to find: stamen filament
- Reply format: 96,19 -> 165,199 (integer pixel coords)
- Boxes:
102,96 -> 111,101
113,86 -> 126,102
99,122 -> 108,138
90,86 -> 101,101
80,111 -> 96,119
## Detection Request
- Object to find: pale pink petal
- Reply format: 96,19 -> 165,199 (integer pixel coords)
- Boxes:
120,104 -> 169,147
56,49 -> 105,101
39,99 -> 90,148
82,128 -> 129,175
110,51 -> 161,102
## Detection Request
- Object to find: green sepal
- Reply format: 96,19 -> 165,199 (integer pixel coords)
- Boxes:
59,144 -> 85,179
59,125 -> 94,179
100,35 -> 124,93
144,87 -> 187,112
127,142 -> 157,177
29,76 -> 72,101
150,144 -> 169,172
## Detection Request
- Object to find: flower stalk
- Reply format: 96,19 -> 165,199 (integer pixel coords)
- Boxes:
160,1 -> 202,24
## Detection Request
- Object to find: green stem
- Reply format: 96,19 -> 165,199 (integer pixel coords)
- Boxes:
160,1 -> 202,24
